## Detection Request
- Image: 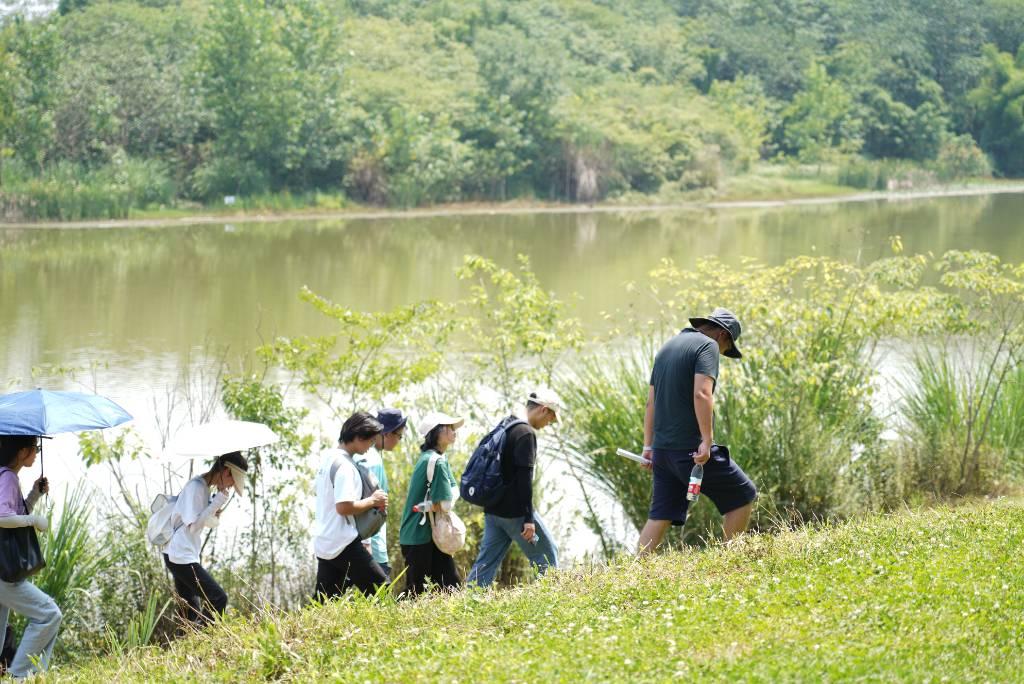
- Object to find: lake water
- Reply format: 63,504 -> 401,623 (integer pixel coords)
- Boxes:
2,192 -> 1023,555
4,193 -> 1023,391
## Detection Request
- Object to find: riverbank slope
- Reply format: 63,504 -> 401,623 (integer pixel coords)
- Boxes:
49,498 -> 1023,682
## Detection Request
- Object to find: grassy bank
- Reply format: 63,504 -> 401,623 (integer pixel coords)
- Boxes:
48,499 -> 1023,682
7,176 -> 1024,232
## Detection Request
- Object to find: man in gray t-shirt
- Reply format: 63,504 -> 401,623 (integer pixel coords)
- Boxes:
649,330 -> 720,451
637,308 -> 757,555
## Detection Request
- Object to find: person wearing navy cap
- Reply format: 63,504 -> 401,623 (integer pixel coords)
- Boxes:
353,408 -> 407,577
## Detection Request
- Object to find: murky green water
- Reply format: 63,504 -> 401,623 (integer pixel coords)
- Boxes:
2,193 -> 1023,389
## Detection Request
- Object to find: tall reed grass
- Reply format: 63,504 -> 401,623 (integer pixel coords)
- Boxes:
903,350 -> 1023,495
37,484 -> 110,611
0,157 -> 175,220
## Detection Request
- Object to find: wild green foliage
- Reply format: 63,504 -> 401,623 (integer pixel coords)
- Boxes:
258,253 -> 580,587
1,0 -> 1018,219
0,156 -> 175,220
261,289 -> 454,417
36,485 -> 108,617
901,250 -> 1024,495
456,255 -> 583,413
195,0 -> 347,197
103,593 -> 169,657
557,249 -> 1024,546
555,349 -> 652,550
26,483 -> 121,661
220,377 -> 316,607
50,501 -> 1024,682
0,16 -> 60,173
969,45 -> 1024,176
780,61 -> 863,163
647,255 -> 921,523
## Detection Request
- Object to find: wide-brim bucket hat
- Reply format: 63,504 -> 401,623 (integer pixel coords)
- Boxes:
224,461 -> 248,496
376,408 -> 408,435
689,307 -> 743,359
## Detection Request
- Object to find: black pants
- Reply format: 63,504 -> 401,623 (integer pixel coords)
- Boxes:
315,540 -> 389,600
163,555 -> 227,627
401,541 -> 462,597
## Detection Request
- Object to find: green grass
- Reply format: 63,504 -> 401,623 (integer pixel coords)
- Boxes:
46,499 -> 1024,682
716,166 -> 859,202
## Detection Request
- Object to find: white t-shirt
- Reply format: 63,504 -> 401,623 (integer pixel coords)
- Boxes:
313,448 -> 362,560
165,476 -> 229,564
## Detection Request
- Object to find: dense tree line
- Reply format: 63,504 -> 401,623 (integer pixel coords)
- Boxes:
0,0 -> 1020,211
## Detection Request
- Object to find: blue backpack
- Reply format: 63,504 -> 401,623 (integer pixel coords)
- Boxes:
460,416 -> 526,507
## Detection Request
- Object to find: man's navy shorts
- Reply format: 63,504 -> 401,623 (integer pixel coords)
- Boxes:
649,446 -> 757,525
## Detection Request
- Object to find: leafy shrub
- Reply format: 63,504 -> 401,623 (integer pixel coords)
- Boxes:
190,155 -> 271,200
835,158 -> 936,191
930,134 -> 993,182
557,270 -> 905,545
645,255 -> 953,526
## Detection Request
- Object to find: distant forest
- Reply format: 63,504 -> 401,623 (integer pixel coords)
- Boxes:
1,0 -> 1022,214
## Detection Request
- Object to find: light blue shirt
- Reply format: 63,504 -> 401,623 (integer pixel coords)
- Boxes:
354,449 -> 389,566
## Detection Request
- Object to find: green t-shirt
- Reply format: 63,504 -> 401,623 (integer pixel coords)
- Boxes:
399,450 -> 456,546
650,328 -> 720,450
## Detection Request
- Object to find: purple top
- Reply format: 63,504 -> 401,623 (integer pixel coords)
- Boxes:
0,467 -> 27,516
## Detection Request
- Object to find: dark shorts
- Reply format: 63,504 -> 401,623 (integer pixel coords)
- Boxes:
649,446 -> 757,525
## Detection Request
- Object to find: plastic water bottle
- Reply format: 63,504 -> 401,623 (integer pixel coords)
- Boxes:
687,463 -> 704,502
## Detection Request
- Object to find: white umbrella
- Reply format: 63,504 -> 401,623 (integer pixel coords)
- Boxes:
168,420 -> 280,458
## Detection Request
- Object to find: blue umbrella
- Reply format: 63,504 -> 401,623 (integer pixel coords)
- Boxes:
0,389 -> 133,476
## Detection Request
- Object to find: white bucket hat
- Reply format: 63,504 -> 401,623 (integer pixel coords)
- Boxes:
416,412 -> 465,438
224,461 -> 248,496
527,389 -> 563,421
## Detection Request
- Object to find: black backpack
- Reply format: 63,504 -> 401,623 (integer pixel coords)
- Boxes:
460,416 -> 526,507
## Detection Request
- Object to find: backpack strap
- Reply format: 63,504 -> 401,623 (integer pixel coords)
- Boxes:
505,417 -> 527,429
328,450 -> 358,525
329,450 -> 346,484
426,453 -> 441,486
497,418 -> 528,457
423,453 -> 445,526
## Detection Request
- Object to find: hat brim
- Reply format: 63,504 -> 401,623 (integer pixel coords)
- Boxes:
689,317 -> 743,359
225,463 -> 247,496
418,416 -> 465,438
